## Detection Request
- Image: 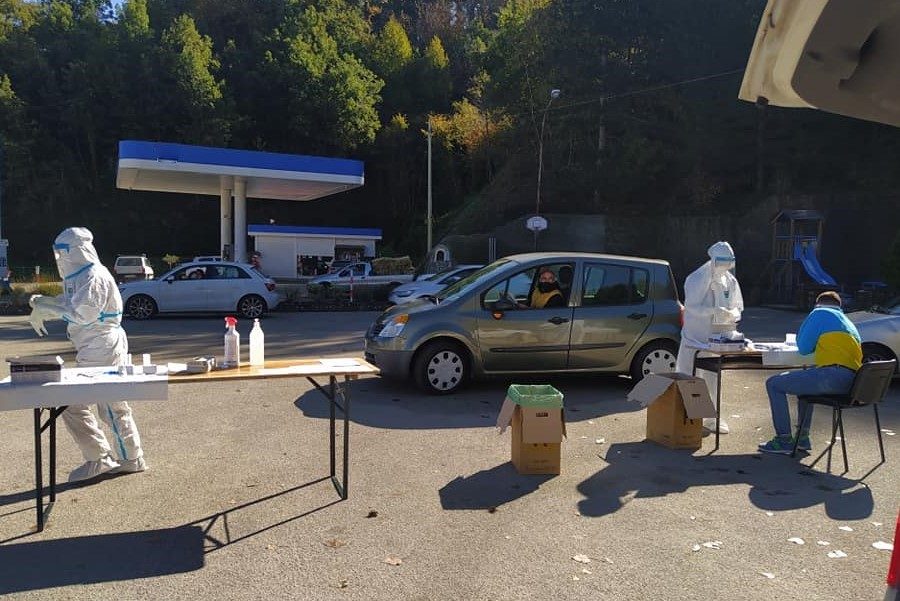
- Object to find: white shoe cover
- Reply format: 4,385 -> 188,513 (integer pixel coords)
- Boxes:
702,417 -> 730,434
110,457 -> 147,474
68,455 -> 120,482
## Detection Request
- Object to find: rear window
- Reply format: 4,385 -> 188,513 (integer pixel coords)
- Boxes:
116,258 -> 143,267
581,263 -> 649,306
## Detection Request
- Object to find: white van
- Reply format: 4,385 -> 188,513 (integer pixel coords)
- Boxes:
114,255 -> 154,282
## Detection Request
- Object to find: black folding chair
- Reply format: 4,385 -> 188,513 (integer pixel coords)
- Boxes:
791,360 -> 896,473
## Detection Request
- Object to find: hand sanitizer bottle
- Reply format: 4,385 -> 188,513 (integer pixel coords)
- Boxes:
223,316 -> 240,367
249,318 -> 265,367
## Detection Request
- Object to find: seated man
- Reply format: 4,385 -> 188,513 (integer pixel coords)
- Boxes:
188,268 -> 205,280
759,291 -> 862,454
524,268 -> 566,309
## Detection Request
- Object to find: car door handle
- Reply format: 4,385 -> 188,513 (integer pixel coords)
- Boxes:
628,312 -> 648,320
548,316 -> 570,325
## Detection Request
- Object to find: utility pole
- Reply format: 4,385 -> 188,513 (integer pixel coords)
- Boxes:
531,89 -> 561,251
426,117 -> 433,254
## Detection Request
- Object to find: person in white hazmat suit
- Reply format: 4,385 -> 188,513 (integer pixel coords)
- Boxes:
28,227 -> 146,482
675,241 -> 744,434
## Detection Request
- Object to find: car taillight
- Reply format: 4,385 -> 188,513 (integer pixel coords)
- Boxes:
266,282 -> 276,292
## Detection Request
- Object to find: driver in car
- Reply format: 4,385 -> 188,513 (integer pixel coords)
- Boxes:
518,268 -> 566,309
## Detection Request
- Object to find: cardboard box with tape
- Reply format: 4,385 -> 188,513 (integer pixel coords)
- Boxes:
627,373 -> 716,450
497,384 -> 566,474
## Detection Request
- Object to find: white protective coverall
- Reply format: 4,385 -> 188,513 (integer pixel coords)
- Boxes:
675,241 -> 744,434
29,227 -> 145,482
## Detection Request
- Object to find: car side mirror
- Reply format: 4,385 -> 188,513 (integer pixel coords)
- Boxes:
491,297 -> 516,313
164,277 -> 174,284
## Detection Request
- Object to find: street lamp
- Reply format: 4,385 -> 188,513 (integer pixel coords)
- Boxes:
532,88 -> 561,250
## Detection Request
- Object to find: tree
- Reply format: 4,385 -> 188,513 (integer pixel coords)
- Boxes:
370,14 -> 412,77
160,14 -> 224,143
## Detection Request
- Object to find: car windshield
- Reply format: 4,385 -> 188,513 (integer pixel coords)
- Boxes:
435,260 -> 514,303
425,269 -> 453,282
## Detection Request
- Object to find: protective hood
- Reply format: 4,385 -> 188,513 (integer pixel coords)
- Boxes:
707,241 -> 736,274
54,227 -> 100,279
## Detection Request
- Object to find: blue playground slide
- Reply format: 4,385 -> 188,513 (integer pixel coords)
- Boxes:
794,242 -> 837,286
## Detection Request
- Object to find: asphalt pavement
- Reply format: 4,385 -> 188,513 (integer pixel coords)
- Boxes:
0,308 -> 897,600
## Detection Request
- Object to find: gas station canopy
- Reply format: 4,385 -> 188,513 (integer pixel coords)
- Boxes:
116,140 -> 365,262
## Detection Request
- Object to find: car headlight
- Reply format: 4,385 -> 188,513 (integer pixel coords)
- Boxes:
394,290 -> 414,297
379,314 -> 409,338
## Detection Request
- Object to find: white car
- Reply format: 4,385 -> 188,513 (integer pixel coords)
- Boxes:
120,261 -> 280,320
388,265 -> 483,305
848,298 -> 900,373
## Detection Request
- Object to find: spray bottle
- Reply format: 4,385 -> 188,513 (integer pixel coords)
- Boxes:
249,318 -> 265,367
223,316 -> 240,368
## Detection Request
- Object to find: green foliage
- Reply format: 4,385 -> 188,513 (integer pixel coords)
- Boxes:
161,15 -> 222,109
0,0 -> 898,280
371,15 -> 412,77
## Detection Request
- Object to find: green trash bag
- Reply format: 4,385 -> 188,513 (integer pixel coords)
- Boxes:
505,384 -> 564,408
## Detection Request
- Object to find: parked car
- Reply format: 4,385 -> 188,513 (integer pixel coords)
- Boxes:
848,297 -> 900,373
120,261 -> 280,320
310,262 -> 413,288
365,252 -> 683,394
388,265 -> 483,305
114,255 -> 154,282
328,259 -> 355,274
193,255 -> 223,262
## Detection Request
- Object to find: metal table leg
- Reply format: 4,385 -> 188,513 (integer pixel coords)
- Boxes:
33,409 -> 43,531
32,406 -> 66,532
307,376 -> 350,501
715,358 -> 723,451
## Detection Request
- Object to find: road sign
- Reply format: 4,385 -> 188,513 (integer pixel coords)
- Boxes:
526,216 -> 548,232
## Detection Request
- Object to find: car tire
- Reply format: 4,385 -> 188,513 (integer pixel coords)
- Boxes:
862,342 -> 897,366
237,294 -> 267,319
413,340 -> 469,395
630,340 -> 678,381
125,295 -> 157,320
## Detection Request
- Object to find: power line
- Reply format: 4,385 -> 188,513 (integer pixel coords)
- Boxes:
514,67 -> 746,119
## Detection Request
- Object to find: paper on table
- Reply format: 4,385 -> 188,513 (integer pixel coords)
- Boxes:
319,358 -> 361,368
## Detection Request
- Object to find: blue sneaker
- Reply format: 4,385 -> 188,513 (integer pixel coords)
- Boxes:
758,436 -> 795,455
794,435 -> 811,451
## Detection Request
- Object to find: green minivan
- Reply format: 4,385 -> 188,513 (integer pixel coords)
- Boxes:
364,252 -> 683,394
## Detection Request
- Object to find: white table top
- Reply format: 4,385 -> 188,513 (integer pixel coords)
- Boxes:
0,367 -> 168,411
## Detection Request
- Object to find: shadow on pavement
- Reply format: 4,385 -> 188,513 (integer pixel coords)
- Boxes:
438,463 -> 554,510
576,441 -> 873,519
294,374 -> 639,429
0,477 -> 341,593
0,526 -> 205,594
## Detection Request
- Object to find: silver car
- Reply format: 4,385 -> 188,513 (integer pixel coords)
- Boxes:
365,253 -> 683,394
388,265 -> 483,305
849,298 -> 900,373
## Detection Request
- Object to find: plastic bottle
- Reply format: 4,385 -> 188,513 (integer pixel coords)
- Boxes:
223,316 -> 240,367
249,318 -> 265,367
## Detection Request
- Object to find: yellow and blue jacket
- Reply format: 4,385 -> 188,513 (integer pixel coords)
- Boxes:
797,306 -> 862,371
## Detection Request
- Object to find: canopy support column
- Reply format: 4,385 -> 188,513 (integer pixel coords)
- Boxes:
220,180 -> 233,260
234,177 -> 247,263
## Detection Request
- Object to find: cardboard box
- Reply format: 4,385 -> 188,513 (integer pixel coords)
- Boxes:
627,373 -> 716,450
6,355 -> 64,385
497,385 -> 566,474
